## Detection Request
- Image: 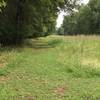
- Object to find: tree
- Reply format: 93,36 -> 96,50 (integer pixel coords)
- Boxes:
61,0 -> 100,35
76,6 -> 92,34
62,12 -> 78,35
57,26 -> 64,35
88,0 -> 100,34
0,0 -> 79,45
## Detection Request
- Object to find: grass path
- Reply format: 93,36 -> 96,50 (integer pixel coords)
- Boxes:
0,35 -> 100,100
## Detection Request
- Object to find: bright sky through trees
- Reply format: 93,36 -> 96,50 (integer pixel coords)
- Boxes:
56,0 -> 89,28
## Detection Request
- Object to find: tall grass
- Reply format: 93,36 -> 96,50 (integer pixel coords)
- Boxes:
0,35 -> 100,100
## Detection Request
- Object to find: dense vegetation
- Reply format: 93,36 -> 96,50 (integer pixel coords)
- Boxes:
0,0 -> 79,45
57,0 -> 100,35
0,0 -> 100,99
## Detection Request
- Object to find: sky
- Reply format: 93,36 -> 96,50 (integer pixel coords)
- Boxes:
56,0 -> 89,28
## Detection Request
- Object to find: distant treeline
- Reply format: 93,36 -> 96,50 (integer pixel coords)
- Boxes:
57,0 -> 100,35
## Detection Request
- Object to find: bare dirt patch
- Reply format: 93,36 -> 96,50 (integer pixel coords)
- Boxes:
0,76 -> 10,83
53,86 -> 66,97
0,63 -> 6,68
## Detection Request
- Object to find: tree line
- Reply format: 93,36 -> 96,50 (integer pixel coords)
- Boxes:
57,0 -> 100,35
0,0 -> 79,45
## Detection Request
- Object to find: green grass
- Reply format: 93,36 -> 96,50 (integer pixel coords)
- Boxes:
0,35 -> 100,100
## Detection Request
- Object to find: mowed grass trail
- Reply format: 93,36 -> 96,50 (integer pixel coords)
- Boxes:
0,35 -> 100,100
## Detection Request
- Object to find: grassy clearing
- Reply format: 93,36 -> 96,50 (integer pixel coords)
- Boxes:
0,35 -> 100,100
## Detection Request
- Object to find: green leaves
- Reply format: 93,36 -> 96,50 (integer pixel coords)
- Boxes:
60,0 -> 100,35
0,0 -> 79,45
0,0 -> 6,12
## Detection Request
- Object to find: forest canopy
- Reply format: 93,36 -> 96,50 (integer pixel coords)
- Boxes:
57,0 -> 100,35
0,0 -> 79,45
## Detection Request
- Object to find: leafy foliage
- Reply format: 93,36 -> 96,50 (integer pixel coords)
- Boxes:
59,0 -> 100,35
0,0 -> 78,45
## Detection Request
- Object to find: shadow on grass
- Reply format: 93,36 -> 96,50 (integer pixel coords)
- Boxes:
0,38 -> 62,52
24,39 -> 61,49
0,38 -> 63,76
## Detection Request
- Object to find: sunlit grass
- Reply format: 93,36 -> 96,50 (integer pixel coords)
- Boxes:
0,35 -> 100,100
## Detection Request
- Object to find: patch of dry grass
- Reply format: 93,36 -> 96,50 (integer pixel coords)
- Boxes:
82,58 -> 100,69
0,76 -> 10,83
